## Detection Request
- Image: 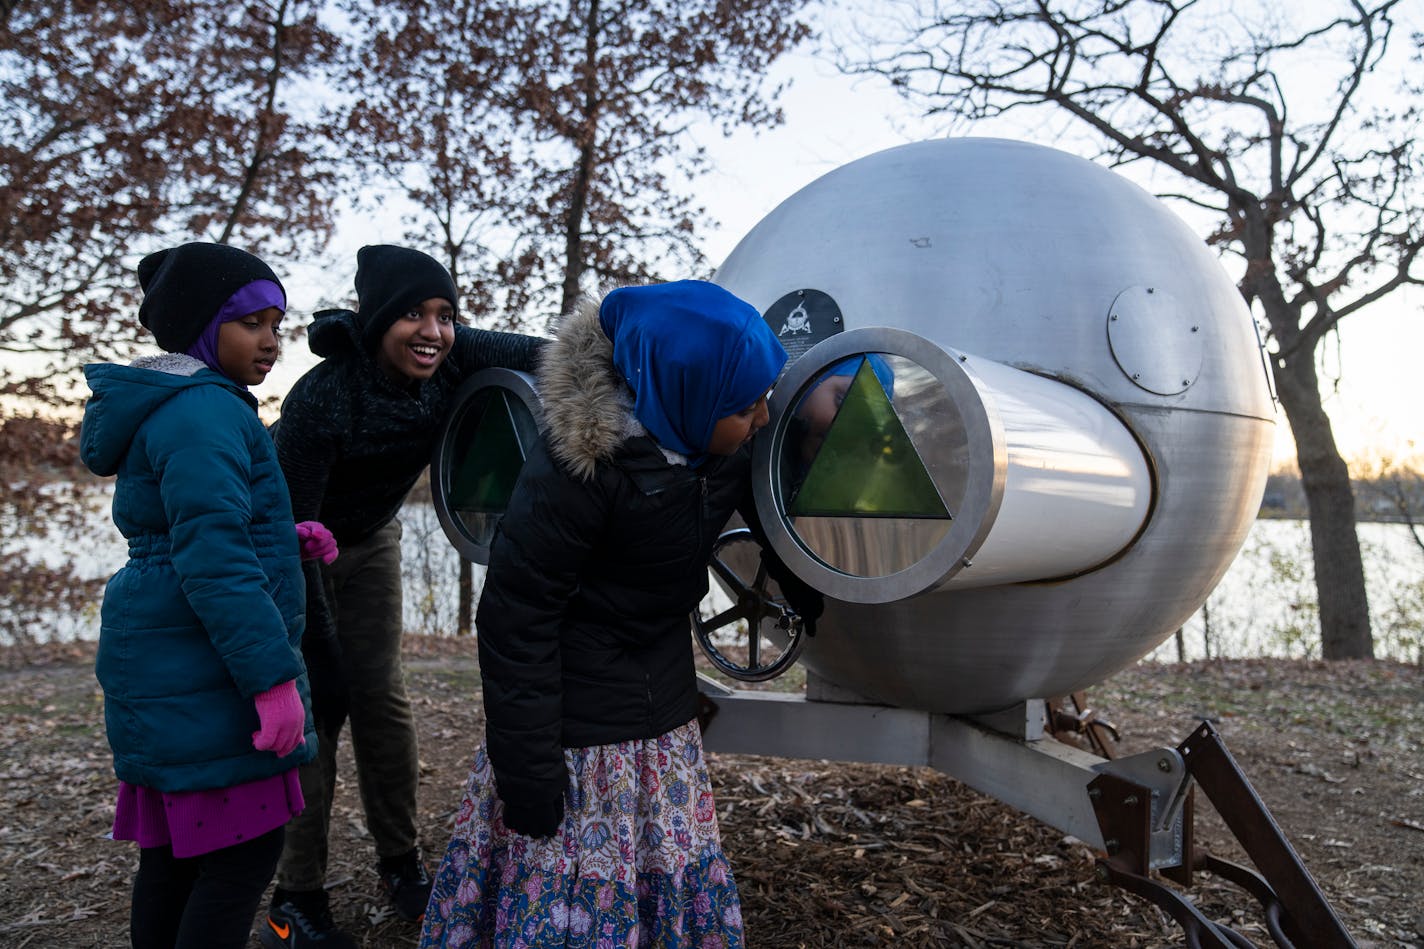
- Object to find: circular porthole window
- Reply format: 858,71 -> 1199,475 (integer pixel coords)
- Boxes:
753,328 -> 1002,604
430,368 -> 543,564
753,327 -> 1153,606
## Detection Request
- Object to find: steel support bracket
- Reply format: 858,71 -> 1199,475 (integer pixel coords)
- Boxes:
1089,719 -> 1357,949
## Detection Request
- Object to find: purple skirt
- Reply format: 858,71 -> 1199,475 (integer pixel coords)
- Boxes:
112,769 -> 304,858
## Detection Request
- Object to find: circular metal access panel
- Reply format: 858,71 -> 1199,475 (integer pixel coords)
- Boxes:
1106,285 -> 1205,396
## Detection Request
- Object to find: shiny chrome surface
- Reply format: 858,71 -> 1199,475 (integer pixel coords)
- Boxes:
717,137 -> 1274,713
756,328 -> 1153,603
952,349 -> 1152,589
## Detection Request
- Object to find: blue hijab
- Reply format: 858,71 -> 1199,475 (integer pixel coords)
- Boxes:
599,281 -> 787,465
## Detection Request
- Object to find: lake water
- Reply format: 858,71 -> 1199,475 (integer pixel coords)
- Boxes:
1150,518 -> 1422,662
13,491 -> 1424,663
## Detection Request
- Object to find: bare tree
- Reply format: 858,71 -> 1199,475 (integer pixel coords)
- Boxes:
1354,454 -> 1424,556
341,0 -> 526,329
844,0 -> 1424,659
1,0 -> 348,651
493,0 -> 815,322
1,0 -> 346,403
342,0 -> 814,634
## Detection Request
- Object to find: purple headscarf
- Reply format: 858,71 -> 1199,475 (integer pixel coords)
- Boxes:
184,280 -> 286,382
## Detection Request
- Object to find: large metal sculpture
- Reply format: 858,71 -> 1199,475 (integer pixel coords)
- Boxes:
430,138 -> 1355,948
710,136 -> 1274,713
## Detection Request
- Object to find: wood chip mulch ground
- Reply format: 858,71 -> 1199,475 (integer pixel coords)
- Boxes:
1,638 -> 1420,947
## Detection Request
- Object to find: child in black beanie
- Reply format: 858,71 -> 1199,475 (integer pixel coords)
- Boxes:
262,245 -> 544,948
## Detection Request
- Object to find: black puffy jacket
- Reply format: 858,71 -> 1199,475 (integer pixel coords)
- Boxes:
476,289 -> 766,809
477,430 -> 753,806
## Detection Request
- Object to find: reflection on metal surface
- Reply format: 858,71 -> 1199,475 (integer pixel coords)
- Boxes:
790,516 -> 954,578
781,354 -> 957,578
444,388 -> 539,548
788,357 -> 949,519
448,390 -> 527,512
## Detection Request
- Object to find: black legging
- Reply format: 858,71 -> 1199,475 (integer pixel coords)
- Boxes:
129,826 -> 284,949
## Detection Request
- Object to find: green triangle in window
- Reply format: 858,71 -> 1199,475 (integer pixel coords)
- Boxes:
447,390 -> 527,513
789,359 -> 951,518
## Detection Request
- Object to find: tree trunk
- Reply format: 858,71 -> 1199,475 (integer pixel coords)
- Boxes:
458,557 -> 473,636
558,0 -> 601,319
1272,352 -> 1373,658
1201,599 -> 1212,660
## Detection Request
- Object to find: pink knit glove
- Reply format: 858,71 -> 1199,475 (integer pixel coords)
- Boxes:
295,521 -> 339,564
252,680 -> 306,757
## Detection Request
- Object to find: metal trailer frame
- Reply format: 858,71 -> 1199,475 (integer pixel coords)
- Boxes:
696,674 -> 1357,949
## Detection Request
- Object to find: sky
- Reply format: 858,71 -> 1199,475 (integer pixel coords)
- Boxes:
684,42 -> 1424,474
265,12 -> 1422,473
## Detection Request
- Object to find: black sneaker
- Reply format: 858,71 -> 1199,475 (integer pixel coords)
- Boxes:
377,849 -> 433,922
259,887 -> 358,948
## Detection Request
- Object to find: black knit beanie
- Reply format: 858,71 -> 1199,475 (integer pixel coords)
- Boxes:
137,242 -> 284,353
354,245 -> 459,351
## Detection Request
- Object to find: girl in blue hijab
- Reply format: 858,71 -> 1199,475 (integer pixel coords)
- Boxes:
420,281 -> 813,949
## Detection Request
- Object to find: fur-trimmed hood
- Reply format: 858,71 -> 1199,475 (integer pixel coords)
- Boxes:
537,291 -> 650,481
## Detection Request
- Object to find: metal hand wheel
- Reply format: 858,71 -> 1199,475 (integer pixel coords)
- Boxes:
692,528 -> 807,682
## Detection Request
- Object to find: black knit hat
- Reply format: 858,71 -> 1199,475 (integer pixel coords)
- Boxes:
354,245 -> 459,350
137,242 -> 285,352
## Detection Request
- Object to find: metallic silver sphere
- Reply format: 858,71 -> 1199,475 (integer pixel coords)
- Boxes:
714,137 -> 1274,714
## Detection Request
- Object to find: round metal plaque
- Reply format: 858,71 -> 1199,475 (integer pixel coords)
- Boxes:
762,288 -> 845,368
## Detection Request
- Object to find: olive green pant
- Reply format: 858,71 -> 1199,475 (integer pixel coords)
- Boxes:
275,519 -> 418,891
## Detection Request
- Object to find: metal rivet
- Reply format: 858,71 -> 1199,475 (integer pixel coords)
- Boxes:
1157,758 -> 1172,773
1132,373 -> 1141,380
1110,313 -> 1118,321
832,316 -> 841,323
1124,795 -> 1139,807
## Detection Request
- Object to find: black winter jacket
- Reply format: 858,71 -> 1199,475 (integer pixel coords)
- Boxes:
476,291 -> 756,809
273,309 -> 544,723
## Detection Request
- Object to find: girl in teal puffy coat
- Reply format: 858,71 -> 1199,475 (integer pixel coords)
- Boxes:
80,243 -> 332,949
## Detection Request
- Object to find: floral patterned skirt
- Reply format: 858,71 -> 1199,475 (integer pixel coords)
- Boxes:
420,719 -> 743,949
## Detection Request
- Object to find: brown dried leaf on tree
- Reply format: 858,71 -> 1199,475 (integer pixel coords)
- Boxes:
1,0 -> 348,405
353,0 -> 814,329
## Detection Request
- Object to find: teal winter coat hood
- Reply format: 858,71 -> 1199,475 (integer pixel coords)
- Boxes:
82,354 -> 256,475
